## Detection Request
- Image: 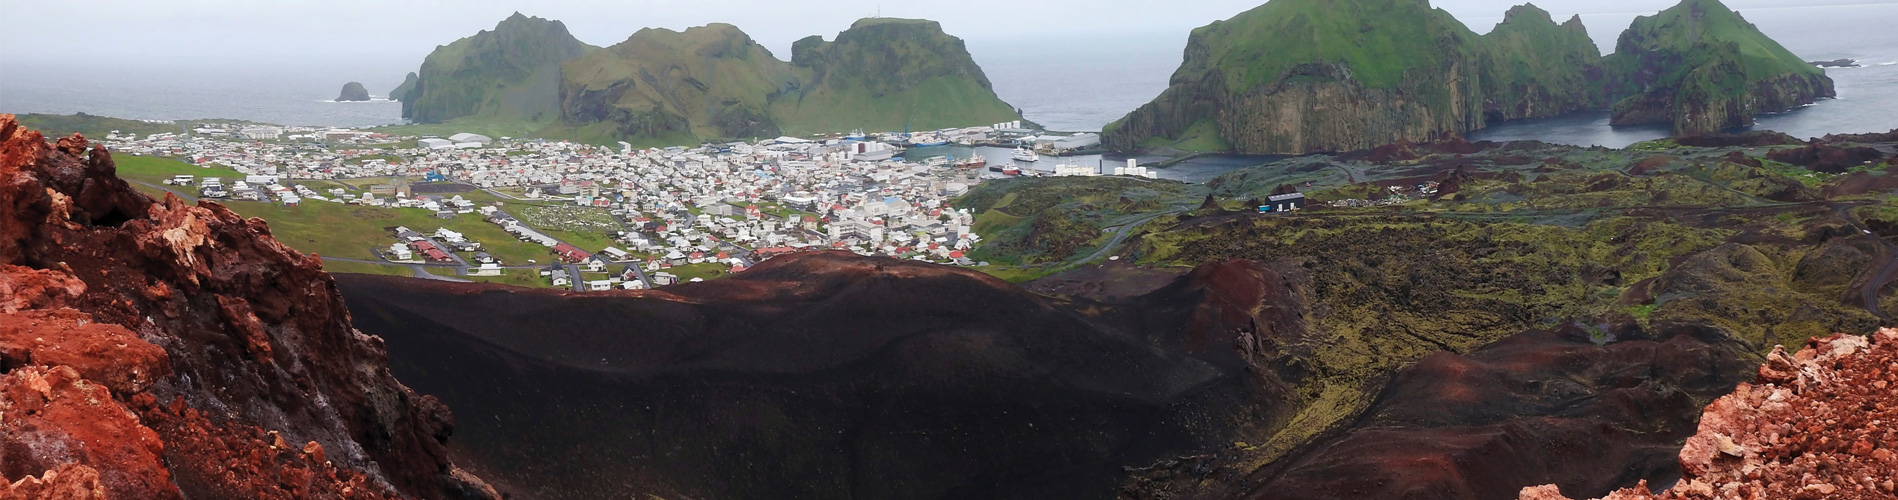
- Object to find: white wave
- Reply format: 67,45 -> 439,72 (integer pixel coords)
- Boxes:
317,98 -> 399,103
1882,61 -> 1897,66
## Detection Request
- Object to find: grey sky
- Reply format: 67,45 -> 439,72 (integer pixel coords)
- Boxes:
0,0 -> 1878,68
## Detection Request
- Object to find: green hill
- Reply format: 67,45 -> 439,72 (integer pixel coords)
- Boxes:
1481,4 -> 1606,121
396,16 -> 1018,146
555,24 -> 799,145
1104,0 -> 1829,155
772,18 -> 1020,135
401,13 -> 595,125
1103,0 -> 1494,155
1604,0 -> 1834,134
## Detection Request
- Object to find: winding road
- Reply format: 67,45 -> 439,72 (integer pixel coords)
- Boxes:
1833,203 -> 1897,322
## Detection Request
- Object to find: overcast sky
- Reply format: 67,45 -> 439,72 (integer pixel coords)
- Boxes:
1,0 -> 1881,68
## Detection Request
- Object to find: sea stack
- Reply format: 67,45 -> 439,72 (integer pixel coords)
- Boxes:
1604,0 -> 1835,134
335,81 -> 371,102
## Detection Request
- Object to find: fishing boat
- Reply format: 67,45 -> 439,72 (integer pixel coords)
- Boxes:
1011,147 -> 1039,162
844,129 -> 867,141
908,132 -> 948,147
959,156 -> 988,168
1001,166 -> 1022,176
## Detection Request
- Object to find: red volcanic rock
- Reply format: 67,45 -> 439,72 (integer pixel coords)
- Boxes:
0,365 -> 175,499
0,309 -> 170,394
0,114 -> 494,499
1520,329 -> 1898,500
4,464 -> 107,499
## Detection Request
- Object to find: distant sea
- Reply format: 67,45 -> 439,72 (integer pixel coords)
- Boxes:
3,3 -> 1894,147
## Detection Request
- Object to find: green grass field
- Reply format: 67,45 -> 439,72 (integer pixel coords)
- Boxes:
320,260 -> 415,277
469,271 -> 560,289
114,155 -> 245,186
218,199 -> 557,266
666,262 -> 732,282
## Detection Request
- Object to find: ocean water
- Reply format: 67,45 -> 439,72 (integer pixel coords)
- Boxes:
2,4 -> 1892,143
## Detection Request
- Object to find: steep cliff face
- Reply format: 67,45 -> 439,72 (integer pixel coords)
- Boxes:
774,18 -> 1019,135
1103,0 -> 1493,155
556,24 -> 798,144
390,72 -> 419,103
402,13 -> 593,124
1604,0 -> 1835,135
1481,5 -> 1606,121
0,115 -> 495,499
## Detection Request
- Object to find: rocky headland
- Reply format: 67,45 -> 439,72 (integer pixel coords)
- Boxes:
1105,0 -> 1838,155
0,115 -> 495,499
1604,0 -> 1836,135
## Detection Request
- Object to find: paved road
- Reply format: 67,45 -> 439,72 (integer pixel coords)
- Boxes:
318,256 -> 470,283
127,179 -> 200,203
1834,203 -> 1897,322
1055,209 -> 1184,272
481,188 -> 522,201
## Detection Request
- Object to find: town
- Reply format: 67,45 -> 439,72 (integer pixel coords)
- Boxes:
103,121 -> 1148,290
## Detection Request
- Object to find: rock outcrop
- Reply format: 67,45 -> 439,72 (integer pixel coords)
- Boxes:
0,115 -> 496,499
335,82 -> 371,102
1604,0 -> 1835,135
1520,329 -> 1898,500
401,13 -> 594,124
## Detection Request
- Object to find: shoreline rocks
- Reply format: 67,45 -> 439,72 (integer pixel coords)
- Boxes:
1810,58 -> 1860,68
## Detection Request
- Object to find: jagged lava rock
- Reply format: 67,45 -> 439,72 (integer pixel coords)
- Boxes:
0,114 -> 496,499
1520,329 -> 1898,500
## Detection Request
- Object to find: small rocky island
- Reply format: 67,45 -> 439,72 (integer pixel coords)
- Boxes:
1809,58 -> 1859,68
335,81 -> 371,102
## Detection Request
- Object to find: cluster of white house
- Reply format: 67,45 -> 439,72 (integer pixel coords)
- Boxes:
101,124 -> 1168,281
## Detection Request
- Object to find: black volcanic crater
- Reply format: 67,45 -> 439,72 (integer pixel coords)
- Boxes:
336,252 -> 1295,500
337,251 -> 1764,500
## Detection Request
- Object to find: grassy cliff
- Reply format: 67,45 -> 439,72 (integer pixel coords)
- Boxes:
390,72 -> 419,103
558,24 -> 798,143
1605,0 -> 1835,134
1103,0 -> 1496,155
771,18 -> 1019,135
1481,5 -> 1606,121
1105,0 -> 1828,155
402,13 -> 595,125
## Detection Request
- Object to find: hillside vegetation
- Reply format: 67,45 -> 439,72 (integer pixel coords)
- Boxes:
1103,0 -> 1834,155
399,13 -> 595,125
392,15 -> 1019,146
